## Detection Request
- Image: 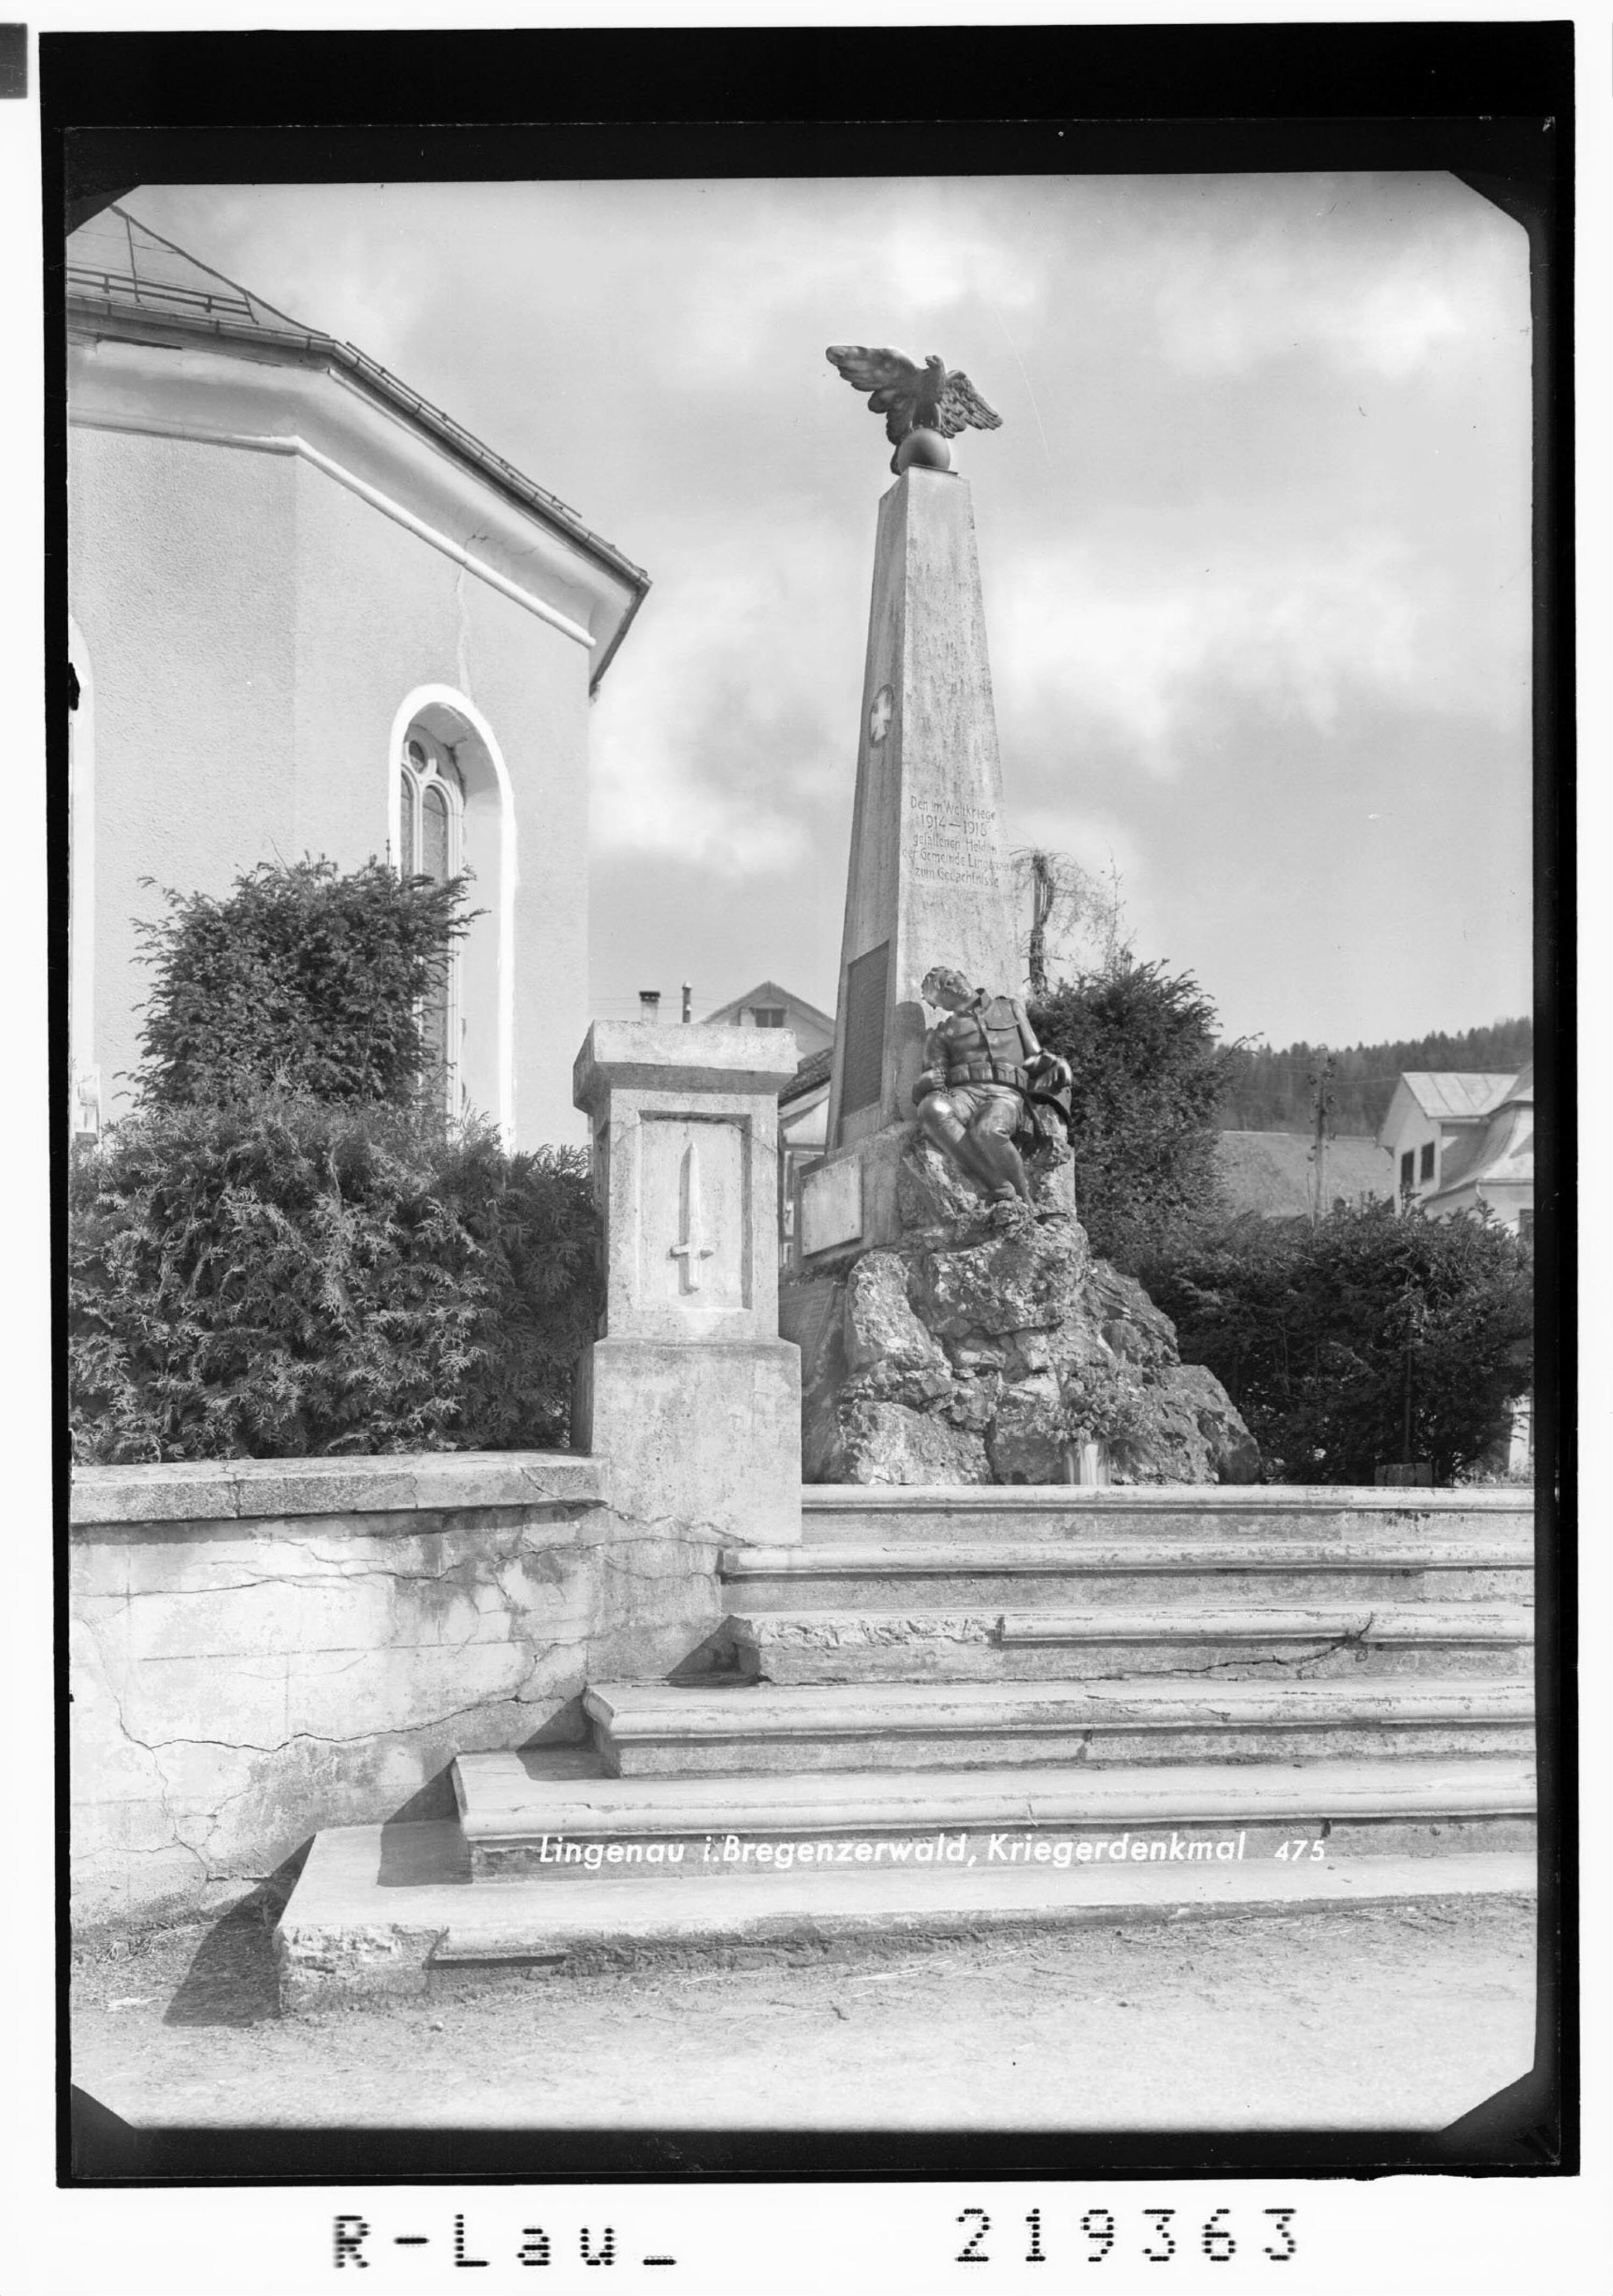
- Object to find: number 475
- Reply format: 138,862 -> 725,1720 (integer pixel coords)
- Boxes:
1274,1839 -> 1325,1861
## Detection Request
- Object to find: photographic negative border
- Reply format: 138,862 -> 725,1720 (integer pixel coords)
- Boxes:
42,16 -> 1575,2192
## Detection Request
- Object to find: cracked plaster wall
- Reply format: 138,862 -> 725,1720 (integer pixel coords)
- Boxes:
70,1472 -> 723,1927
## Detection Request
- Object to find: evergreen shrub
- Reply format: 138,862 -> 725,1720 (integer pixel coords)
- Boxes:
69,1098 -> 600,1463
134,857 -> 470,1109
1029,960 -> 1240,1270
1141,1200 -> 1533,1485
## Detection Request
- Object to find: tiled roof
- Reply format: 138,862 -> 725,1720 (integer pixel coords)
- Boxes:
67,205 -> 309,334
780,1045 -> 833,1104
1426,1097 -> 1534,1203
1215,1130 -> 1394,1219
66,205 -> 650,679
1398,1072 -> 1517,1122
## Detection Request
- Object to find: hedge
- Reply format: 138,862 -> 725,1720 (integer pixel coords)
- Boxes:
68,1096 -> 600,1463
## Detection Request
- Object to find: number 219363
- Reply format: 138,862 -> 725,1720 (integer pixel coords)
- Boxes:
954,2207 -> 1298,2266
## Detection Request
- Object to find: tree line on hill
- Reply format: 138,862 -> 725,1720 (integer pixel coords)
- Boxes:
1215,1018 -> 1534,1137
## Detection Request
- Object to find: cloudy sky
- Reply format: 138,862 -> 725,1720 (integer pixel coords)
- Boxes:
127,172 -> 1533,1052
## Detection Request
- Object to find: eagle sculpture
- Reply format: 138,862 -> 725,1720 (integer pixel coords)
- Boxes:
826,345 -> 1002,471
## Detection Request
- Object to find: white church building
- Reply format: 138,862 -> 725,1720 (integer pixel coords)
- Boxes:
66,204 -> 650,1148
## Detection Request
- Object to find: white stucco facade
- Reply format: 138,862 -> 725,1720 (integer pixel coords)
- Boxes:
66,215 -> 648,1148
1377,1070 -> 1533,1233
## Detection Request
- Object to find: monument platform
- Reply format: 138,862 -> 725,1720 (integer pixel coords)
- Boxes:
276,1481 -> 1536,2006
278,1818 -> 1533,2008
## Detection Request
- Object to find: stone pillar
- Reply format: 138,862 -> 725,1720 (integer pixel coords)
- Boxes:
573,1023 -> 804,1546
800,466 -> 1019,1264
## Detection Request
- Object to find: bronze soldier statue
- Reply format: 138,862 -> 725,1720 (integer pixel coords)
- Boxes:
913,966 -> 1073,1207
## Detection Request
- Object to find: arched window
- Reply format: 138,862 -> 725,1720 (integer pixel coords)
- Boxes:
389,687 -> 515,1143
398,724 -> 466,1111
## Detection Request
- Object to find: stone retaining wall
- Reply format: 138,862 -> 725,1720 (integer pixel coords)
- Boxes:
69,1451 -> 725,1928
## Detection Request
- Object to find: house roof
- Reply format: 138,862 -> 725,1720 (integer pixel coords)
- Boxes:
66,206 -> 650,685
69,205 -> 309,333
780,1045 -> 833,1107
1215,1130 -> 1394,1220
703,981 -> 835,1030
1426,1093 -> 1535,1203
1396,1072 -> 1518,1122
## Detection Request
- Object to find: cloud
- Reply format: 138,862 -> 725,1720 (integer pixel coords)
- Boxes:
589,504 -> 863,875
655,183 -> 1043,384
1141,177 -> 1526,381
110,174 -> 1531,1046
991,520 -> 1526,780
1005,800 -> 1144,887
120,187 -> 437,370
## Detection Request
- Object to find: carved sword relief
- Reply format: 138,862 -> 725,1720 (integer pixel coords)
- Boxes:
668,1138 -> 716,1293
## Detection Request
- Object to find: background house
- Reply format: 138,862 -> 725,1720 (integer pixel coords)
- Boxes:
776,1045 -> 834,1248
1377,1068 -> 1535,1232
702,980 -> 834,1053
1377,1065 -> 1535,1470
697,984 -> 836,1249
67,205 -> 649,1148
1409,1066 -> 1535,1235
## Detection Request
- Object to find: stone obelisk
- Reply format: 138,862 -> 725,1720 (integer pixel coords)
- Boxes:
784,355 -> 1259,1487
798,457 -> 1017,1263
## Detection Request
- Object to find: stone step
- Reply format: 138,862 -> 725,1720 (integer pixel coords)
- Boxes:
725,1604 -> 1535,1684
584,1674 -> 1535,1777
724,1541 -> 1530,1611
276,1821 -> 1536,2008
799,1484 -> 1534,1548
452,1750 -> 1536,1880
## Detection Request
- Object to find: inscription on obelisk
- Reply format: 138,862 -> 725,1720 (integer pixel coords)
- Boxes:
910,800 -> 1004,887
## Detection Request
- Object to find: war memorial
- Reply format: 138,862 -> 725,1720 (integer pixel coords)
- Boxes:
72,347 -> 1535,2012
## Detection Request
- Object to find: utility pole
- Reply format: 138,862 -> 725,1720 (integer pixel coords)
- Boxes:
1307,1052 -> 1335,1227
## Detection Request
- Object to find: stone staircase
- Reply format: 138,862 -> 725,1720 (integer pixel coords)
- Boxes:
276,1484 -> 1536,2006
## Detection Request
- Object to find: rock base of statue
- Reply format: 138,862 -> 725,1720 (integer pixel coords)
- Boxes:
784,1130 -> 1258,1487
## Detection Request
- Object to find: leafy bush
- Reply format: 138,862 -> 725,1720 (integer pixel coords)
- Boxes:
1141,1201 -> 1533,1484
1030,961 -> 1241,1270
133,858 -> 470,1109
69,1097 -> 599,1462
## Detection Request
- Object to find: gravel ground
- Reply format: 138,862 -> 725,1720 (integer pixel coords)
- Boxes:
70,1888 -> 1537,2131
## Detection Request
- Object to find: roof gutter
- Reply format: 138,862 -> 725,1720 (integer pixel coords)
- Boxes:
66,288 -> 652,687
